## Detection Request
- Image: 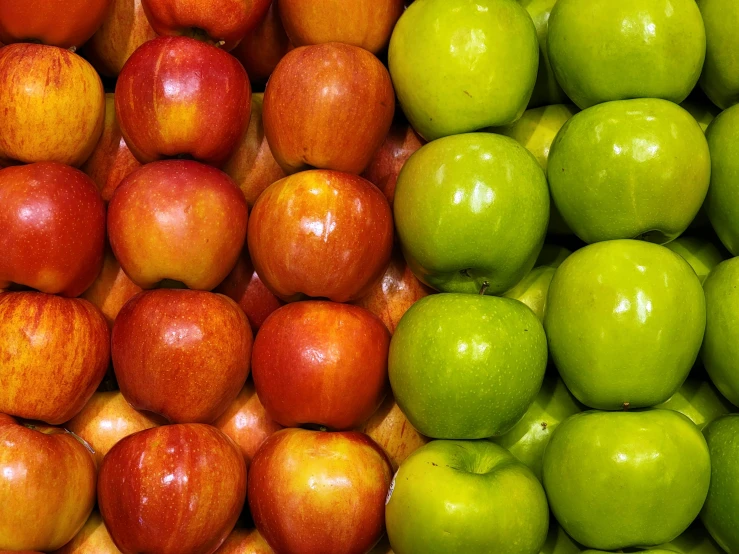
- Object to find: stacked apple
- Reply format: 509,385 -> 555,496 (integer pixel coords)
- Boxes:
1,0 -> 739,553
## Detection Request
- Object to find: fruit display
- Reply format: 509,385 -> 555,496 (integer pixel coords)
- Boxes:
1,1 -> 739,553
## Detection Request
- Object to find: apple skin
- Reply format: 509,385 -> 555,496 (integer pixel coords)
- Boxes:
548,99 -> 710,244
52,512 -> 122,554
215,528 -> 274,554
115,36 -> 251,166
98,424 -> 247,554
263,42 -> 395,175
656,378 -> 734,432
697,0 -> 739,109
81,93 -> 142,202
664,236 -> 724,284
81,247 -> 143,328
389,293 -> 548,439
107,160 -> 248,290
0,162 -> 106,297
545,240 -> 706,410
0,416 -> 97,552
0,0 -> 112,48
232,2 -> 292,84
385,440 -> 549,554
247,170 -> 394,302
112,289 -> 253,424
248,428 -> 393,554
252,301 -> 390,430
388,0 -> 538,141
394,133 -> 549,296
0,44 -> 104,167
0,292 -> 110,425
547,0 -> 706,109
543,409 -> 710,551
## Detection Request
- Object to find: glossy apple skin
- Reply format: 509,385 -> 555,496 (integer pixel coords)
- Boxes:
108,160 -> 248,290
385,440 -> 549,554
263,42 -> 395,175
656,378 -> 734,432
252,301 -> 390,430
115,36 -> 251,166
232,2 -> 292,84
222,93 -> 286,208
0,162 -> 106,297
0,416 -> 97,552
698,0 -> 739,109
248,429 -> 393,554
0,0 -> 112,48
81,248 -> 143,328
99,424 -> 247,554
248,170 -> 393,302
66,391 -> 162,466
0,292 -> 110,424
664,236 -> 724,284
82,93 -> 142,202
52,512 -> 122,554
112,289 -> 253,423
547,0 -> 706,109
0,44 -> 105,167
215,528 -> 273,554
388,0 -> 538,141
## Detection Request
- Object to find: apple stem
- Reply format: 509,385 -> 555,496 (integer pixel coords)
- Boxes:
216,40 -> 226,48
622,402 -> 630,411
479,281 -> 490,295
68,46 -> 77,53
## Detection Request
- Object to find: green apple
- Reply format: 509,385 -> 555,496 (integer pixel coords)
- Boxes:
700,415 -> 739,553
388,0 -> 539,141
385,440 -> 549,554
542,409 -> 711,551
680,98 -> 720,133
547,0 -> 705,109
547,99 -> 710,244
389,293 -> 547,439
704,104 -> 739,255
657,521 -> 725,554
394,132 -> 549,296
545,240 -> 706,410
697,0 -> 739,109
656,378 -> 733,431
664,236 -> 724,284
540,523 -> 581,554
491,374 -> 581,480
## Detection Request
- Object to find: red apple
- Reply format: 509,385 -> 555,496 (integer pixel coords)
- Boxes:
0,0 -> 112,49
81,93 -> 142,202
0,44 -> 105,166
248,170 -> 393,302
263,42 -> 395,174
52,512 -> 121,554
252,301 -> 390,430
0,416 -> 96,552
232,2 -> 292,84
112,289 -> 253,423
0,292 -> 110,425
115,36 -> 251,166
81,247 -> 143,328
222,93 -> 286,208
249,429 -> 392,554
215,528 -> 274,554
0,162 -> 106,297
278,0 -> 404,54
141,0 -> 271,51
107,160 -> 248,290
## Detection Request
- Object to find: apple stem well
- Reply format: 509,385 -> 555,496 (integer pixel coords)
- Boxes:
185,28 -> 226,49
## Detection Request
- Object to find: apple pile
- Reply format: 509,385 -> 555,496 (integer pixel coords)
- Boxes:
1,0 -> 739,553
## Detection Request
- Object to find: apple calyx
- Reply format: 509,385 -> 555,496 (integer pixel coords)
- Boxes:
183,28 -> 226,49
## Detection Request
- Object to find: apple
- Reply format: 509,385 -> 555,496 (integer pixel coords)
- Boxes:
0,416 -> 97,552
65,391 -> 163,466
393,133 -> 549,295
215,528 -> 273,554
81,247 -> 143,328
81,93 -> 142,202
0,162 -> 106,297
98,424 -> 247,554
222,93 -> 286,208
112,289 -> 252,423
263,42 -> 395,175
385,440 -> 549,554
539,523 -> 581,554
656,378 -> 734,432
248,428 -> 393,554
231,2 -> 292,84
388,0 -> 538,140
0,44 -> 105,167
83,0 -> 157,77
664,236 -> 724,284
278,0 -> 404,54
548,99 -> 710,244
547,0 -> 706,109
115,36 -> 251,166
213,380 -> 283,467
389,293 -> 548,439
543,409 -> 710,550
0,292 -> 110,425
252,301 -> 390,430
52,512 -> 122,554
247,170 -> 394,302
545,240 -> 706,410
697,0 -> 739,109
0,0 -> 112,48
107,160 -> 248,290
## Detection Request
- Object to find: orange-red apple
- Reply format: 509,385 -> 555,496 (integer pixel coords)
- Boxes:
215,528 -> 274,554
81,247 -> 143,328
232,2 -> 292,84
52,512 -> 121,554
